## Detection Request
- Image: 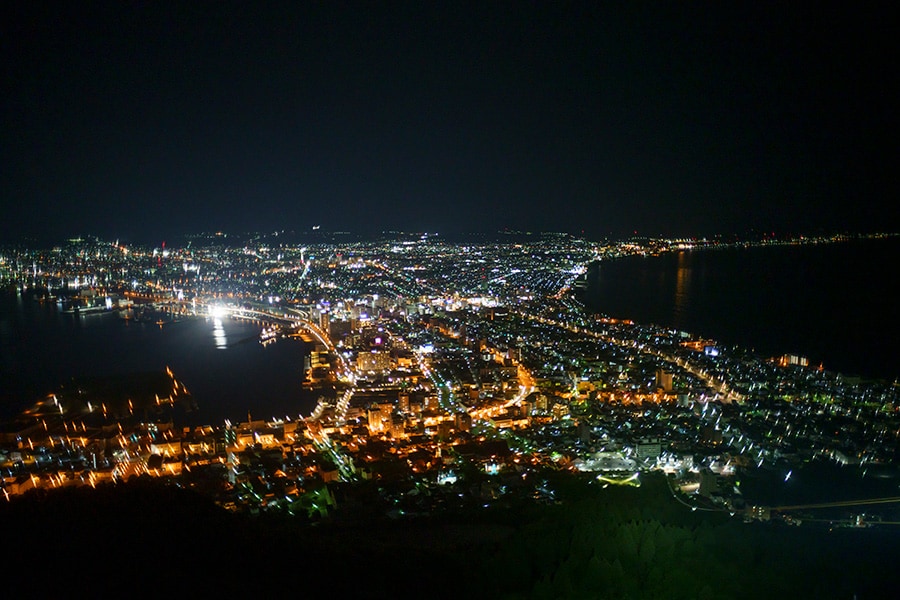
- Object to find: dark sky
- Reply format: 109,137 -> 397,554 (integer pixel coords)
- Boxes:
1,2 -> 897,243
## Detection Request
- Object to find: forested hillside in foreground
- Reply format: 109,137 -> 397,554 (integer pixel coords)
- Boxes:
4,472 -> 897,598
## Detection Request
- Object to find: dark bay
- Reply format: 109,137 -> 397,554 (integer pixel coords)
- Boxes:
0,293 -> 315,423
582,237 -> 900,381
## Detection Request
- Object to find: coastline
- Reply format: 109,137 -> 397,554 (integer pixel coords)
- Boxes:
578,236 -> 900,382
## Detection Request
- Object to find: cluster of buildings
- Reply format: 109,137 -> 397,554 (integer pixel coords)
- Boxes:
2,231 -> 898,522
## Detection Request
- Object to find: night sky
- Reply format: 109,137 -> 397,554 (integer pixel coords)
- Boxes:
2,2 -> 897,244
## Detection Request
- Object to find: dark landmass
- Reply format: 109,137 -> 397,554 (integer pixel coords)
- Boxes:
54,371 -> 197,418
4,472 -> 899,598
1,370 -> 198,434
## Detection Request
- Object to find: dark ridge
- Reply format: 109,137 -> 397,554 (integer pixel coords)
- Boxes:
4,472 -> 900,598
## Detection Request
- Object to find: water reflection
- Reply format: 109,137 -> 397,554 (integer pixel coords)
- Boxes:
212,317 -> 227,349
672,251 -> 692,327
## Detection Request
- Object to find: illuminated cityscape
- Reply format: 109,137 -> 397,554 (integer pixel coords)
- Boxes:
2,232 -> 898,509
2,231 -> 899,595
3,2 -> 899,597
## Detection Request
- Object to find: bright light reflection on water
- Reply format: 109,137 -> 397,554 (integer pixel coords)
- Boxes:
212,318 -> 227,349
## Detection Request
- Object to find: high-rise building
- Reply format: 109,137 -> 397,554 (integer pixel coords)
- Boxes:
357,350 -> 391,372
455,412 -> 472,432
367,406 -> 387,434
636,438 -> 662,462
655,369 -> 673,392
